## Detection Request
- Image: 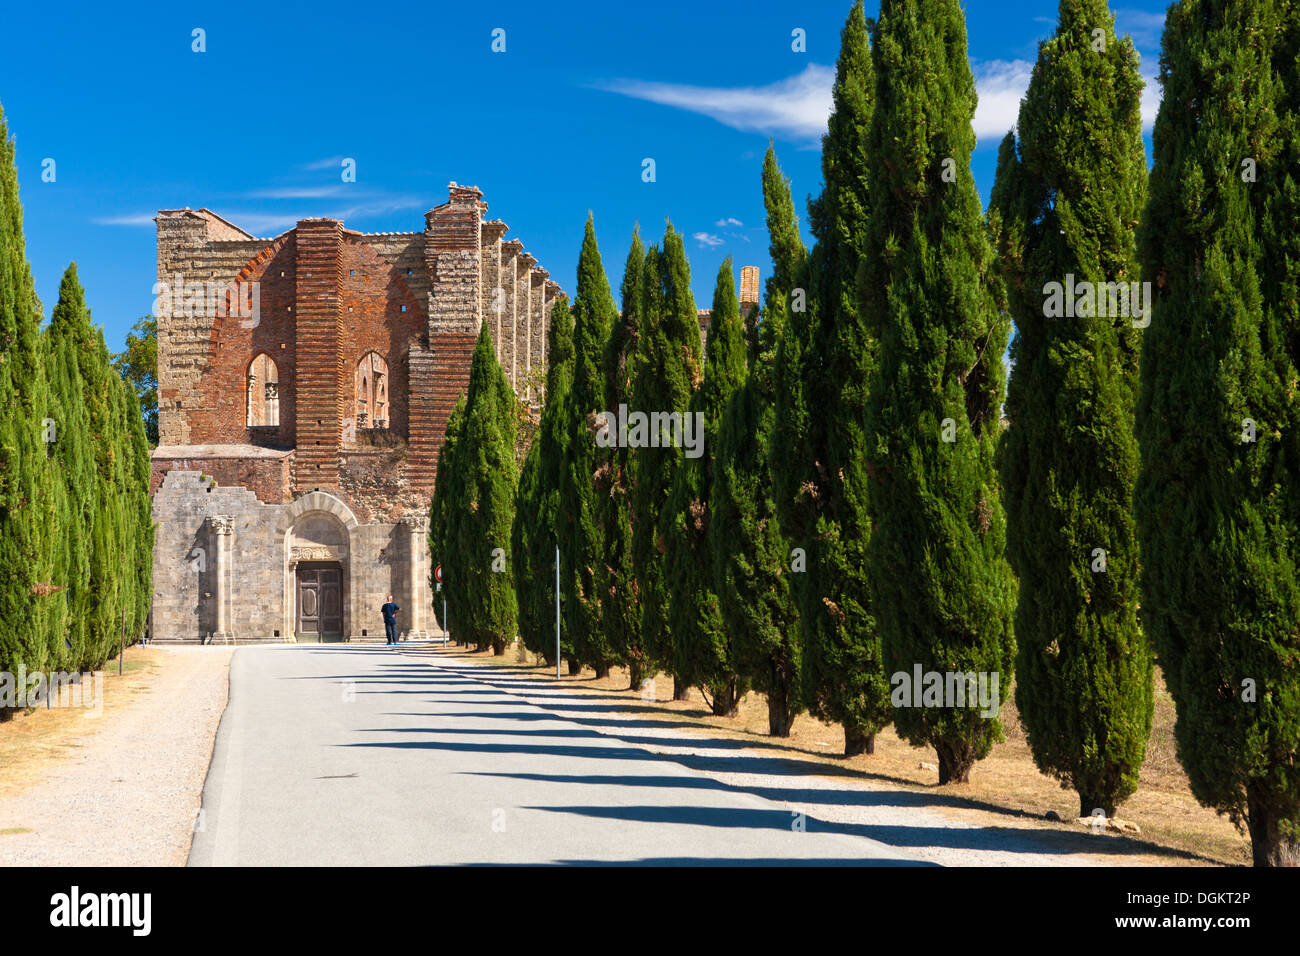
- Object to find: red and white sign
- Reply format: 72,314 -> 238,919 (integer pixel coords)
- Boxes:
434,564 -> 444,584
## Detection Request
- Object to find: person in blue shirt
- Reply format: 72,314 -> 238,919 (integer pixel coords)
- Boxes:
381,595 -> 400,645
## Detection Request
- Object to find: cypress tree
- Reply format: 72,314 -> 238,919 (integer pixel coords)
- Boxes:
596,229 -> 647,688
84,327 -> 128,665
862,0 -> 1017,784
513,295 -> 574,665
450,324 -> 519,654
1135,0 -> 1300,866
0,102 -> 58,710
629,224 -> 701,699
429,392 -> 466,641
779,4 -> 893,757
119,367 -> 152,648
104,348 -> 138,660
44,266 -> 98,669
561,218 -> 617,676
991,0 -> 1151,816
712,150 -> 804,736
663,258 -> 748,714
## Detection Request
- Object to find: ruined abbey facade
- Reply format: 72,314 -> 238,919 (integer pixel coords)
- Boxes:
149,183 -> 560,644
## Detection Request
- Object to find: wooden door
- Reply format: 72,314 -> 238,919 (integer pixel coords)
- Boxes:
297,565 -> 343,641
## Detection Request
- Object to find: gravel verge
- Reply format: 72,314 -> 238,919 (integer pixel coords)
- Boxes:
0,646 -> 234,866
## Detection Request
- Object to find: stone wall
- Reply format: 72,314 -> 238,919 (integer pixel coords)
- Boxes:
151,473 -> 434,644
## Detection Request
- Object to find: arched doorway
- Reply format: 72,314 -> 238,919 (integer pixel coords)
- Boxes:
287,510 -> 350,643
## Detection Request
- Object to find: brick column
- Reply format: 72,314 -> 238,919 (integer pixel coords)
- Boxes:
543,279 -> 561,403
421,183 -> 486,483
481,220 -> 508,364
500,239 -> 523,391
518,253 -> 537,398
530,267 -> 548,402
293,219 -> 345,490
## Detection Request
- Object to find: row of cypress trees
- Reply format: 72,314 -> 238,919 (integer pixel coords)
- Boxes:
0,102 -> 153,716
428,325 -> 520,656
425,0 -> 1299,865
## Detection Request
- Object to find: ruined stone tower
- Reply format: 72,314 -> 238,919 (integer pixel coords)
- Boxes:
149,183 -> 560,644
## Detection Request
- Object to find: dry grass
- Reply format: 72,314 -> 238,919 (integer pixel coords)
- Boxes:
452,643 -> 1249,866
0,647 -> 165,802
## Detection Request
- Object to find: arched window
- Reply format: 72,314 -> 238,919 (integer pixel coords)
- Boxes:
247,353 -> 280,427
355,352 -> 389,429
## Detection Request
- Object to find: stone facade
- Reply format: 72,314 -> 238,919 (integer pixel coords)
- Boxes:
150,184 -> 559,643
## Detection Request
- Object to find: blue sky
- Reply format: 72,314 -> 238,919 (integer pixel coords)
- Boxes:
0,0 -> 1169,353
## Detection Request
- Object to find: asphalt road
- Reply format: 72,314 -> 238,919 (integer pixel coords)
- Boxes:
188,643 -> 926,866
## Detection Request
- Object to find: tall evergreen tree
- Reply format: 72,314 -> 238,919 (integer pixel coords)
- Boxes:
450,324 -> 519,654
44,266 -> 98,669
629,224 -> 701,699
992,0 -> 1151,816
561,218 -> 618,676
663,259 -> 748,714
776,3 -> 892,757
119,366 -> 152,649
596,229 -> 647,688
83,327 -> 128,665
863,0 -> 1017,784
513,295 -> 575,665
1135,0 -> 1300,866
712,150 -> 804,736
429,392 -> 466,641
0,102 -> 58,711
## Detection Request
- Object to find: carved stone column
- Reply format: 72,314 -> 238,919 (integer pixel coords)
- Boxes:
209,515 -> 234,642
404,513 -> 431,639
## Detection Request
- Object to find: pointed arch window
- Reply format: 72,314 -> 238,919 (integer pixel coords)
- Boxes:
247,353 -> 280,427
355,352 -> 389,429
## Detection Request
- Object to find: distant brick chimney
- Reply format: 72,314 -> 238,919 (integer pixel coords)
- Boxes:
739,265 -> 760,305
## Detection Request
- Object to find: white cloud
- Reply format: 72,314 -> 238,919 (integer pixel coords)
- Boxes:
601,54 -> 1162,149
597,64 -> 835,141
249,185 -> 349,199
972,60 -> 1034,144
1140,72 -> 1161,130
716,217 -> 743,227
693,232 -> 725,248
1114,8 -> 1166,53
93,213 -> 158,226
300,156 -> 347,171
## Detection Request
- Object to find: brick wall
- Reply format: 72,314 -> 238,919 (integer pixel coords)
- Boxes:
154,185 -> 562,514
293,219 -> 346,488
150,452 -> 292,504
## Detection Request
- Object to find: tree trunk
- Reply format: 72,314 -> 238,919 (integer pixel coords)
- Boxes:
934,739 -> 975,784
567,658 -> 582,676
711,678 -> 739,717
767,676 -> 795,736
628,661 -> 645,693
492,640 -> 506,656
1247,786 -> 1300,867
1078,793 -> 1116,820
844,725 -> 875,757
595,663 -> 611,679
672,674 -> 690,701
